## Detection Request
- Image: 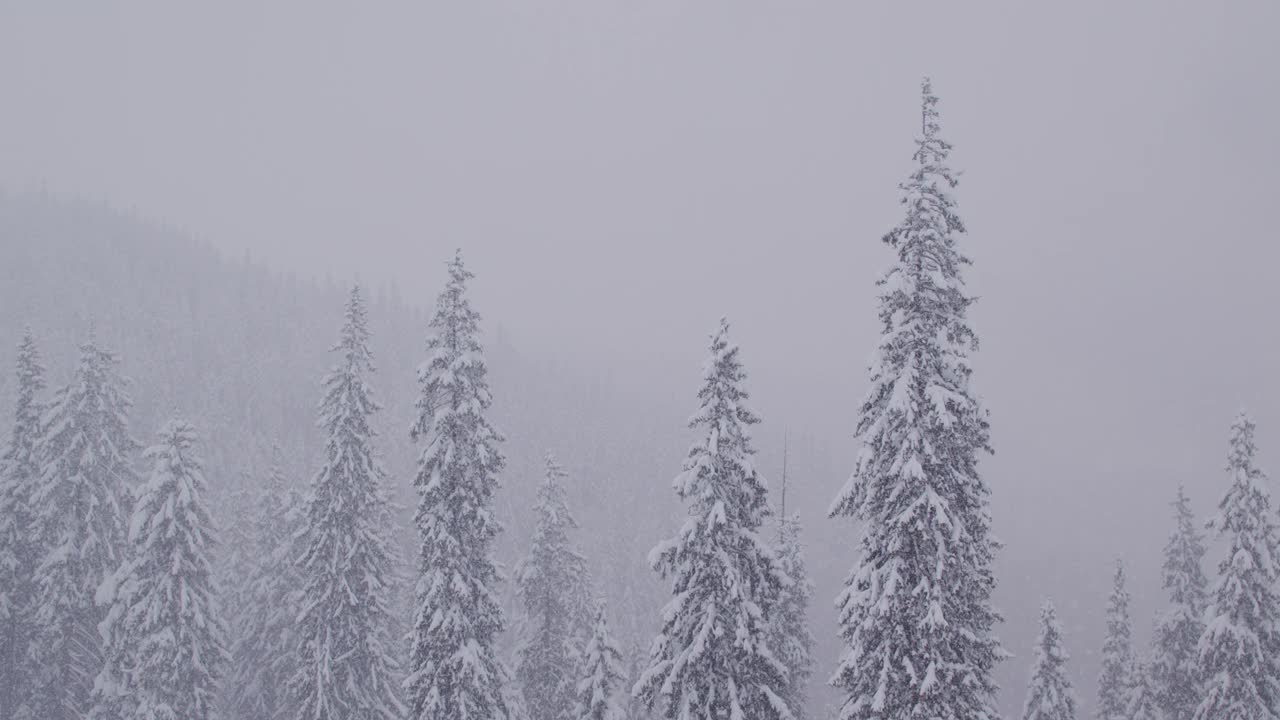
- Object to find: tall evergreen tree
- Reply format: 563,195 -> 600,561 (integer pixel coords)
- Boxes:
827,78 -> 1002,720
634,318 -> 790,720
29,334 -> 140,720
1150,486 -> 1208,720
227,448 -> 307,720
90,417 -> 227,720
575,603 -> 626,720
0,329 -> 45,720
291,286 -> 404,720
1194,412 -> 1280,720
515,452 -> 592,720
1097,561 -> 1135,720
771,513 -> 815,720
1022,601 -> 1077,720
406,251 -> 510,720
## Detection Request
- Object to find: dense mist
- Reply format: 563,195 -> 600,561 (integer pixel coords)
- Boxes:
3,4 -> 1280,720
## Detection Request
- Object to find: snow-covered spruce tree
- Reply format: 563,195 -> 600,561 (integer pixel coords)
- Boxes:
291,285 -> 404,720
406,251 -> 510,720
1124,661 -> 1159,720
90,417 -> 227,720
634,318 -> 790,720
1150,486 -> 1208,720
575,603 -> 625,720
0,329 -> 44,720
28,334 -> 140,720
1097,561 -> 1135,720
1193,412 -> 1280,720
1022,601 -> 1076,720
827,78 -> 1001,720
227,448 -> 307,720
771,513 -> 815,720
515,452 -> 592,720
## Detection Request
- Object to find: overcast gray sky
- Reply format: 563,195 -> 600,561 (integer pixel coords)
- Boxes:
3,0 -> 1280,705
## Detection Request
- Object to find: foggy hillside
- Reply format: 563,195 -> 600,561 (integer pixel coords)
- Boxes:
0,184 -> 1254,720
0,190 -> 853,714
3,5 -> 1280,719
0,188 -> 686,628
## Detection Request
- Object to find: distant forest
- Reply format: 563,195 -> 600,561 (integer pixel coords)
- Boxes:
0,189 -> 849,717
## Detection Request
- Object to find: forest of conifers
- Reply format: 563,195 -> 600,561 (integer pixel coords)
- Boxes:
1,85 -> 1274,720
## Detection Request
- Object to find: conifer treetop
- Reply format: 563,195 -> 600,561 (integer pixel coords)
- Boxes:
292,284 -> 404,720
676,317 -> 764,514
420,250 -> 485,368
410,249 -> 503,489
1097,560 -> 1135,720
8,328 -> 45,440
1194,410 -> 1280,720
1150,485 -> 1209,720
93,416 -> 226,720
406,251 -> 509,720
876,76 -> 971,321
1023,601 -> 1076,720
335,284 -> 375,372
575,602 -> 625,720
124,417 -> 215,585
830,76 -> 989,523
0,328 -> 45,602
1163,486 -> 1208,611
39,335 -> 141,498
636,318 -> 789,720
0,327 -> 46,720
32,332 -> 140,676
531,451 -> 578,533
515,451 -> 591,720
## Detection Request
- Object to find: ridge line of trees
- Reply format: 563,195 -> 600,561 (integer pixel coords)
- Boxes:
2,78 -> 1271,720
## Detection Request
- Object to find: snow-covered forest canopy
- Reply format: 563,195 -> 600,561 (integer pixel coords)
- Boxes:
3,3 -> 1280,720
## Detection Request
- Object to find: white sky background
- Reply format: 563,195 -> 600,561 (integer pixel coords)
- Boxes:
3,0 -> 1280,701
